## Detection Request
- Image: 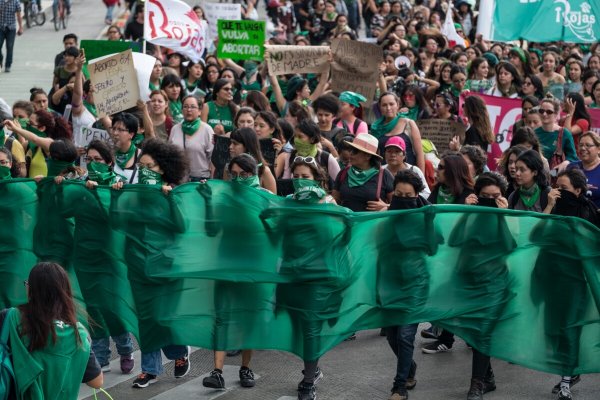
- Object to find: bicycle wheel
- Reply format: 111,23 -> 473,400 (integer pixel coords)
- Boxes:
53,4 -> 60,31
25,4 -> 33,28
35,10 -> 46,26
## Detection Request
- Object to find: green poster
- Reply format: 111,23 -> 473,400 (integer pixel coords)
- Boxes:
217,20 -> 265,61
493,0 -> 599,43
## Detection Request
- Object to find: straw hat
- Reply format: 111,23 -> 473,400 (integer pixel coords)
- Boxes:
344,133 -> 382,159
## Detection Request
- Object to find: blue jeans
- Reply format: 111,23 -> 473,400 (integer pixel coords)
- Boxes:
386,324 -> 418,389
346,1 -> 360,31
141,345 -> 188,376
0,27 -> 16,69
105,4 -> 115,21
91,332 -> 134,366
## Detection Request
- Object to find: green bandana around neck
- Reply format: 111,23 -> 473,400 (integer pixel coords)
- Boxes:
169,100 -> 183,123
46,159 -> 74,177
294,138 -> 318,157
347,166 -> 378,188
400,106 -> 419,121
132,133 -> 145,147
436,185 -> 456,204
26,125 -> 47,153
519,183 -> 541,208
87,161 -> 116,185
182,118 -> 201,136
138,167 -> 164,186
233,174 -> 260,188
370,114 -> 401,139
149,81 -> 160,91
0,165 -> 12,181
83,100 -> 97,118
292,178 -> 326,203
115,143 -> 136,170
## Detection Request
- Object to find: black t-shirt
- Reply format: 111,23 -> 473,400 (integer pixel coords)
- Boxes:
334,168 -> 394,212
124,20 -> 144,41
464,126 -> 489,152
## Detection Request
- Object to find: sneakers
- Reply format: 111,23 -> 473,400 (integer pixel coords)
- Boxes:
203,369 -> 226,389
421,341 -> 451,354
420,325 -> 439,340
483,370 -> 496,393
552,375 -> 581,394
120,355 -> 134,374
4,67 -> 10,73
467,378 -> 484,400
558,386 -> 573,400
297,380 -> 317,400
174,347 -> 191,378
100,363 -> 111,373
389,387 -> 408,400
300,368 -> 323,385
239,366 -> 255,388
132,373 -> 157,388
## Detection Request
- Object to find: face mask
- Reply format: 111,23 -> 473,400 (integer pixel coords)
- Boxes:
138,167 -> 163,185
477,197 -> 498,208
294,137 -> 318,157
553,189 -> 580,216
232,174 -> 260,188
292,178 -> 326,203
18,118 -> 29,129
389,196 -> 419,210
87,161 -> 115,185
0,165 -> 11,180
243,61 -> 258,77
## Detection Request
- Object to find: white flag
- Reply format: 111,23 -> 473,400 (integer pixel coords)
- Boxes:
144,0 -> 207,62
441,3 -> 466,47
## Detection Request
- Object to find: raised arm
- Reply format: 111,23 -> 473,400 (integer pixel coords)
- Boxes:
4,119 -> 53,154
223,59 -> 245,77
71,50 -> 86,117
309,69 -> 329,101
138,100 -> 155,138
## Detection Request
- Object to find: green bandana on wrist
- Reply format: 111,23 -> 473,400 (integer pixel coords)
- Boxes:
232,174 -> 260,188
182,118 -> 201,136
292,178 -> 326,203
0,165 -> 12,181
46,159 -> 74,177
347,167 -> 378,188
115,143 -> 136,170
294,138 -> 318,157
87,161 -> 116,185
138,167 -> 164,186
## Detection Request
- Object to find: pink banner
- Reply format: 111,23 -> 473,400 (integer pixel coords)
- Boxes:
460,93 -> 522,170
590,108 -> 600,135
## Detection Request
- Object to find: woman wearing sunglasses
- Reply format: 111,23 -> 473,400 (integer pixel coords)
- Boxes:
201,79 -> 239,137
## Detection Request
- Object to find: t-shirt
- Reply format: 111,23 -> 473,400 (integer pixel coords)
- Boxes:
334,167 -> 394,212
464,126 -> 489,152
206,101 -> 235,133
169,122 -> 214,179
124,20 -> 144,41
568,161 -> 600,209
534,127 -> 579,163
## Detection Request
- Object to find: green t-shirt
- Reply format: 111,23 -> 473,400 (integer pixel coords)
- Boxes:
534,126 -> 579,162
207,101 -> 235,133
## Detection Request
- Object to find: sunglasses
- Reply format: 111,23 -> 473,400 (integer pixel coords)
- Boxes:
293,156 -> 318,168
539,109 -> 554,115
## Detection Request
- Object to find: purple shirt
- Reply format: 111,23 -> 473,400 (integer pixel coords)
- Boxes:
568,161 -> 600,208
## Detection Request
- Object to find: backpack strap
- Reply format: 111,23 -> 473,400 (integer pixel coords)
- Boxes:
353,118 -> 361,135
555,127 -> 564,156
376,167 -> 385,201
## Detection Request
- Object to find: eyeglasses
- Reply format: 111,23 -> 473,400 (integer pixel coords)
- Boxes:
222,87 -> 233,92
207,70 -> 219,74
402,93 -> 415,98
293,156 -> 319,168
437,164 -> 445,170
539,109 -> 555,115
230,171 -> 253,179
0,160 -> 10,166
453,79 -> 466,84
136,162 -> 157,169
578,143 -> 597,149
111,127 -> 129,133
83,156 -> 105,163
183,105 -> 199,110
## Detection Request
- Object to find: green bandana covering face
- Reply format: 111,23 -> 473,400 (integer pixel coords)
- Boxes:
519,183 -> 541,208
87,161 -> 116,185
46,159 -> 74,177
294,138 -> 318,157
233,174 -> 260,188
292,178 -> 326,203
182,118 -> 201,136
243,61 -> 258,78
0,165 -> 12,180
347,167 -> 378,188
115,143 -> 136,170
437,185 -> 456,204
18,118 -> 29,129
138,167 -> 163,185
370,114 -> 401,139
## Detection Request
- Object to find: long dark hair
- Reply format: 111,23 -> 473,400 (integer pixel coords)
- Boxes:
463,95 -> 494,144
566,92 -> 591,126
230,127 -> 267,174
516,149 -> 548,188
437,152 -> 474,197
19,262 -> 82,352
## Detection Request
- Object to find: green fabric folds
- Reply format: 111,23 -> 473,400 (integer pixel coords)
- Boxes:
1,179 -> 600,376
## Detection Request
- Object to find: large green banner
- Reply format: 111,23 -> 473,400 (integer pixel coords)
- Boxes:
2,179 -> 600,376
493,0 -> 599,43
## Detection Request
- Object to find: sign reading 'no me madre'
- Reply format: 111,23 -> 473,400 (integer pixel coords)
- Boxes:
217,20 -> 265,61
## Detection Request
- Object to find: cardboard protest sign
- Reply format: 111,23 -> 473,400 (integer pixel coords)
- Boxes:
88,50 -> 140,117
416,119 -> 466,155
265,45 -> 329,76
217,20 -> 265,61
80,40 -> 141,79
74,126 -> 112,148
204,2 -> 241,40
330,38 -> 382,104
211,135 -> 231,180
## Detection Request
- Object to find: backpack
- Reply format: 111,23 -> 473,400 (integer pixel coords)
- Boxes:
0,308 -> 15,400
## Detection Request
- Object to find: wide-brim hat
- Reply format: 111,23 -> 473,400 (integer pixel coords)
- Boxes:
344,133 -> 382,159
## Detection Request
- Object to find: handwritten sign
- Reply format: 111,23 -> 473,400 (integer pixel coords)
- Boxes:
204,2 -> 241,40
265,45 -> 329,76
217,20 -> 265,61
416,119 -> 466,155
330,38 -> 382,105
74,126 -> 111,148
88,50 -> 140,117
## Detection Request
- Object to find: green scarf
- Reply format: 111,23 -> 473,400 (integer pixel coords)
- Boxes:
292,178 -> 326,203
233,175 -> 260,188
115,143 -> 136,170
182,118 -> 201,136
436,185 -> 456,204
347,167 -> 378,188
294,138 -> 318,157
46,159 -> 74,177
169,100 -> 183,123
87,162 -> 117,185
83,100 -> 97,118
132,133 -> 145,147
185,79 -> 200,92
149,81 -> 160,91
138,167 -> 163,186
0,128 -> 5,148
26,126 -> 47,154
0,165 -> 12,180
371,114 -> 401,139
519,184 -> 541,209
400,107 -> 419,121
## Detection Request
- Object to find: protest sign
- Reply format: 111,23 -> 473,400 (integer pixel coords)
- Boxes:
74,126 -> 111,148
88,50 -> 140,117
80,40 -> 141,64
144,0 -> 207,62
217,20 -> 265,61
416,119 -> 465,155
330,38 -> 382,104
589,108 -> 600,135
204,2 -> 241,40
211,135 -> 231,180
265,45 -> 329,76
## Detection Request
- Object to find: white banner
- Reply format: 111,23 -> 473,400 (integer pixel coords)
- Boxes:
144,0 -> 207,62
441,2 -> 465,47
203,2 -> 241,41
75,126 -> 111,148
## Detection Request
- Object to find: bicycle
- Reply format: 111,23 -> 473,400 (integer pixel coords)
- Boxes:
23,0 -> 46,28
52,0 -> 68,31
